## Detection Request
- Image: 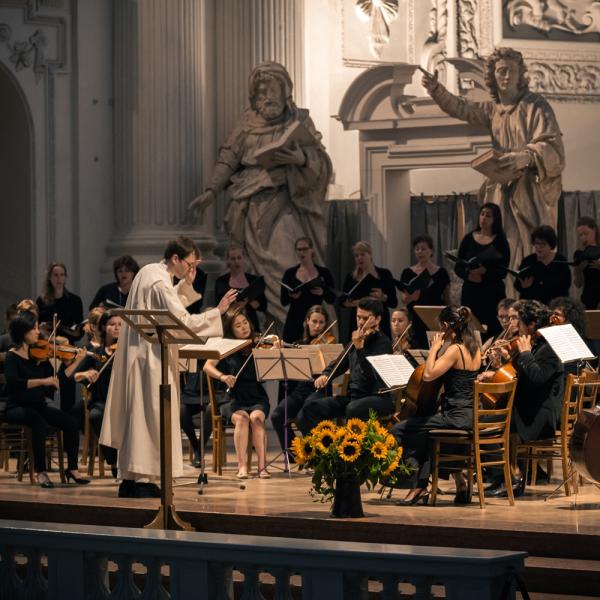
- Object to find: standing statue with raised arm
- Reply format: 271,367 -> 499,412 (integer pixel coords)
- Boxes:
421,48 -> 565,269
189,62 -> 332,323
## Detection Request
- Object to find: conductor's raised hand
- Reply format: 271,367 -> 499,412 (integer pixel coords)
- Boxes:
188,190 -> 216,221
218,289 -> 238,314
418,66 -> 439,94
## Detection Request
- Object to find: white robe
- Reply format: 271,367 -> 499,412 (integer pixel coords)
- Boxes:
99,261 -> 223,479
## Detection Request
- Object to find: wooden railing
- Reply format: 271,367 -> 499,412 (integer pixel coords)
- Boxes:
0,519 -> 526,599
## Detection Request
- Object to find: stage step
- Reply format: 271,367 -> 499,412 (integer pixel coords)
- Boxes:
524,556 -> 600,598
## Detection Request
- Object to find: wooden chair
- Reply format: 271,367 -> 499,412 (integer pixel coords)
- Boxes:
430,379 -> 518,508
80,386 -> 106,477
206,375 -> 252,475
0,422 -> 35,483
518,370 -> 600,496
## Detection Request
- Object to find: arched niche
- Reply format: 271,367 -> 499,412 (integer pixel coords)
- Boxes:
336,64 -> 490,274
0,63 -> 34,309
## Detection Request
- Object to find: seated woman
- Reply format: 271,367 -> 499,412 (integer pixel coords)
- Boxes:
3,311 -> 89,488
71,311 -> 121,476
514,225 -> 571,305
390,308 -> 413,355
271,305 -> 334,456
89,255 -> 140,309
399,235 -> 450,349
482,299 -> 564,497
203,309 -> 270,479
83,306 -> 106,350
392,306 -> 481,505
340,241 -> 397,343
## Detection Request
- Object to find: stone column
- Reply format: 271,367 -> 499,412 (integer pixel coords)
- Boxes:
211,0 -> 305,241
108,0 -> 220,271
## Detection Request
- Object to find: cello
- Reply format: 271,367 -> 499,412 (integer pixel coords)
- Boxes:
570,406 -> 600,484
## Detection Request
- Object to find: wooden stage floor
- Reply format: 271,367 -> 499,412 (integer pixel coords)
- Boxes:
2,455 -> 600,597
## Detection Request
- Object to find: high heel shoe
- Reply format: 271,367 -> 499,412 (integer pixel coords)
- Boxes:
36,472 -> 54,489
65,470 -> 91,485
396,488 -> 430,506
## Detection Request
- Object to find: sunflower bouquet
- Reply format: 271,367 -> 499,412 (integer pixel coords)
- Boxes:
291,411 -> 411,502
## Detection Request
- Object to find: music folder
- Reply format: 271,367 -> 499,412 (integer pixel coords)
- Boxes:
343,273 -> 380,300
235,276 -> 266,302
395,269 -> 431,294
281,276 -> 326,295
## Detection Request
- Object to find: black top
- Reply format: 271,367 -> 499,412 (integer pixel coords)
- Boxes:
514,253 -> 571,305
215,272 -> 267,332
89,282 -> 129,310
340,266 -> 397,342
513,339 -> 564,443
322,330 -> 392,399
281,264 -> 335,343
581,262 -> 600,310
75,345 -> 114,408
4,351 -> 62,409
36,291 -> 84,343
186,269 -> 208,314
455,232 -> 510,338
400,267 -> 450,349
219,349 -> 269,412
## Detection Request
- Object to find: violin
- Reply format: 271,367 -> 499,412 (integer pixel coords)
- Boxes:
28,340 -> 92,363
392,323 -> 412,354
310,331 -> 335,345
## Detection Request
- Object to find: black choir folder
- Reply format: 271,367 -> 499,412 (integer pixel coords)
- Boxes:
445,245 -> 503,271
470,149 -> 516,184
281,276 -> 326,295
253,120 -> 316,169
343,273 -> 380,300
395,269 -> 431,294
236,276 -> 266,302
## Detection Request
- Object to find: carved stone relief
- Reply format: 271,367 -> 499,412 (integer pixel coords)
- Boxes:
0,24 -> 47,81
422,0 -> 448,81
354,0 -> 399,58
528,60 -> 600,100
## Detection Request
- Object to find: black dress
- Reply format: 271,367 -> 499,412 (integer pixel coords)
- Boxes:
340,266 -> 397,343
281,264 -> 335,343
455,233 -> 510,339
186,269 -> 208,314
214,272 -> 267,332
392,346 -> 478,487
36,290 -> 84,343
220,350 -> 270,417
89,282 -> 129,310
512,338 -> 563,442
579,255 -> 600,310
399,267 -> 450,349
514,253 -> 571,305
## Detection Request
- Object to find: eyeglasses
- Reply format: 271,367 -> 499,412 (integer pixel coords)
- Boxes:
183,259 -> 197,271
497,314 -> 510,322
508,315 -> 520,322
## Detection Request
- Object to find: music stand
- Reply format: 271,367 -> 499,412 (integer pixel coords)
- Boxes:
253,348 -> 313,474
415,305 -> 486,333
180,337 -> 252,493
115,308 -> 225,531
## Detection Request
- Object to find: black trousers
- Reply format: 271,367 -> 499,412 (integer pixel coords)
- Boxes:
271,381 -> 315,451
5,404 -> 80,472
296,391 -> 394,435
88,402 -> 117,466
180,403 -> 212,454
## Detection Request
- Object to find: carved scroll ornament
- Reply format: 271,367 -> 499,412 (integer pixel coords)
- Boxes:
506,0 -> 600,35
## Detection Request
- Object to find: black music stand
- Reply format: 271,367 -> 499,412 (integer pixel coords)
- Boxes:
253,348 -> 313,474
116,308 -> 222,531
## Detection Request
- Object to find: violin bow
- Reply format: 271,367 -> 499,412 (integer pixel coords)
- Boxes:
226,321 -> 275,392
392,323 -> 412,353
86,350 -> 116,389
313,320 -> 337,345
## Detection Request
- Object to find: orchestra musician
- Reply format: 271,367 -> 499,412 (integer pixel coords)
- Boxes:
82,306 -> 107,350
455,203 -> 510,339
215,244 -> 267,332
89,255 -> 140,309
574,216 -> 600,310
392,306 -> 481,506
203,308 -> 271,479
399,235 -> 450,349
271,305 -> 334,458
481,300 -> 564,497
280,237 -> 335,343
514,225 -> 571,305
295,298 -> 392,434
340,241 -> 397,343
3,311 -> 89,488
390,308 -> 413,355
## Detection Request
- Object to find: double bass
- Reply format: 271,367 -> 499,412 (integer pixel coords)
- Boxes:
570,407 -> 600,484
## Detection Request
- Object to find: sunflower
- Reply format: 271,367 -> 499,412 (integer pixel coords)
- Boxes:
314,428 -> 336,453
383,455 -> 400,476
370,441 -> 388,460
375,423 -> 390,437
384,434 -> 396,449
338,440 -> 361,462
346,418 -> 367,436
311,420 -> 337,435
290,436 -> 308,464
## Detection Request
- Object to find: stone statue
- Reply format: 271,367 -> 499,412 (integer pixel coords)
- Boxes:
421,47 -> 565,269
189,62 -> 332,323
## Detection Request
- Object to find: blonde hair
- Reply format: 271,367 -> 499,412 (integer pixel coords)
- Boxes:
352,240 -> 374,280
16,298 -> 38,317
84,306 -> 106,339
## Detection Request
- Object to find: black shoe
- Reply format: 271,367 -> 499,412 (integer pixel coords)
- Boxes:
396,488 -> 430,506
191,450 -> 201,468
484,478 -> 503,493
65,470 -> 91,485
118,479 -> 137,498
135,482 -> 161,498
36,473 -> 54,489
453,488 -> 472,505
485,475 -> 525,498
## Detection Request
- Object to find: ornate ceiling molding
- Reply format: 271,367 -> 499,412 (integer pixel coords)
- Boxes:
354,0 -> 399,58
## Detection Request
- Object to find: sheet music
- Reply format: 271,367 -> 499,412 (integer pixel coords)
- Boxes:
538,324 -> 595,363
367,354 -> 415,387
179,337 -> 250,359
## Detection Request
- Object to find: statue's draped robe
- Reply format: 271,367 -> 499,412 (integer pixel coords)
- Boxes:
431,86 -> 565,269
207,107 -> 332,323
100,262 -> 223,480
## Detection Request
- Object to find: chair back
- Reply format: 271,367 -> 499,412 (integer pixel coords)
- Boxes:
473,380 -> 518,452
576,368 -> 600,412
